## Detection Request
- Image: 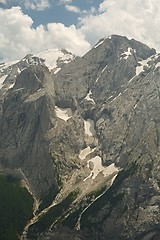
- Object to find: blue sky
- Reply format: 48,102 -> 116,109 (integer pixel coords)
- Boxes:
0,0 -> 103,27
0,0 -> 160,62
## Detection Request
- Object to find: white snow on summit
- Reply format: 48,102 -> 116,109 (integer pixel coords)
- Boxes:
135,56 -> 153,75
94,36 -> 112,49
0,48 -> 75,91
35,48 -> 75,72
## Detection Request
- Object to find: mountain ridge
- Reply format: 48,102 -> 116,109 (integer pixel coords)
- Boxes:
0,35 -> 159,240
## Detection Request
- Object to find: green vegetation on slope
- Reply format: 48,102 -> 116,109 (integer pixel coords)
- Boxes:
80,163 -> 138,229
0,173 -> 34,240
61,184 -> 107,229
28,189 -> 80,238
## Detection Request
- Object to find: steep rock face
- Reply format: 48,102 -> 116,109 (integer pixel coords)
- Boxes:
0,35 -> 160,240
0,49 -> 75,121
38,35 -> 160,239
0,65 -> 59,199
0,55 -> 45,94
54,35 -> 156,105
0,49 -> 75,101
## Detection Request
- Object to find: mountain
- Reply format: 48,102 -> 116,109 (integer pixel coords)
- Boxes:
0,48 -> 75,93
0,35 -> 160,240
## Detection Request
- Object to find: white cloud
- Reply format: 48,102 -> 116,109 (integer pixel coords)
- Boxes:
0,0 -> 50,10
24,0 -> 50,11
79,0 -> 160,51
0,0 -> 7,3
1,0 -> 160,62
58,0 -> 73,4
0,6 -> 90,61
65,4 -> 81,13
46,23 -> 90,54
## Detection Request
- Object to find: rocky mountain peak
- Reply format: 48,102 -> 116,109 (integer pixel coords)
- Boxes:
14,65 -> 54,95
0,35 -> 160,240
35,48 -> 75,73
84,35 -> 156,69
54,35 -> 158,107
0,48 -> 75,97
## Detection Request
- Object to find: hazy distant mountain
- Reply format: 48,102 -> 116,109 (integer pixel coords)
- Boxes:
0,35 -> 159,240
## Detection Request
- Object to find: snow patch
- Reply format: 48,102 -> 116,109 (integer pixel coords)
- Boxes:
155,62 -> 160,69
35,49 -> 74,71
121,47 -> 132,60
8,83 -> 15,89
111,92 -> 121,102
17,68 -> 21,73
0,75 -> 7,89
34,74 -> 43,84
103,163 -> 119,177
136,56 -> 153,75
94,39 -> 105,48
95,75 -> 101,83
84,90 -> 95,104
79,146 -> 95,160
54,67 -> 61,74
128,75 -> 136,83
136,65 -> 144,75
84,119 -> 96,136
37,88 -> 42,92
102,65 -> 108,73
107,95 -> 113,100
95,65 -> 108,83
84,156 -> 119,180
55,106 -> 72,121
133,102 -> 138,109
140,57 -> 152,67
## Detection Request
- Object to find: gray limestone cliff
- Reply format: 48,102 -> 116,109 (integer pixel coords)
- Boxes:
0,35 -> 159,240
0,65 -> 59,200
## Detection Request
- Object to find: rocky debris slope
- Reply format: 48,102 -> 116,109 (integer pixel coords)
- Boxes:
0,35 -> 159,240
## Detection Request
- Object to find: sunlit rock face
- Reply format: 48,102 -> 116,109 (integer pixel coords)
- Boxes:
0,35 -> 160,240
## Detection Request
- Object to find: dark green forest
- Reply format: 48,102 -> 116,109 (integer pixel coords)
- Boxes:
0,173 -> 33,240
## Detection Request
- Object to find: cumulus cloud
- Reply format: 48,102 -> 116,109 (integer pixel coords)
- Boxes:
58,0 -> 73,4
79,0 -> 160,51
65,4 -> 81,13
1,0 -> 160,62
24,0 -> 50,10
0,0 -> 50,10
0,6 -> 90,61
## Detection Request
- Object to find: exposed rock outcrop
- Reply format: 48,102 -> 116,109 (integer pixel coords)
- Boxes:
0,35 -> 159,240
0,65 -> 59,200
